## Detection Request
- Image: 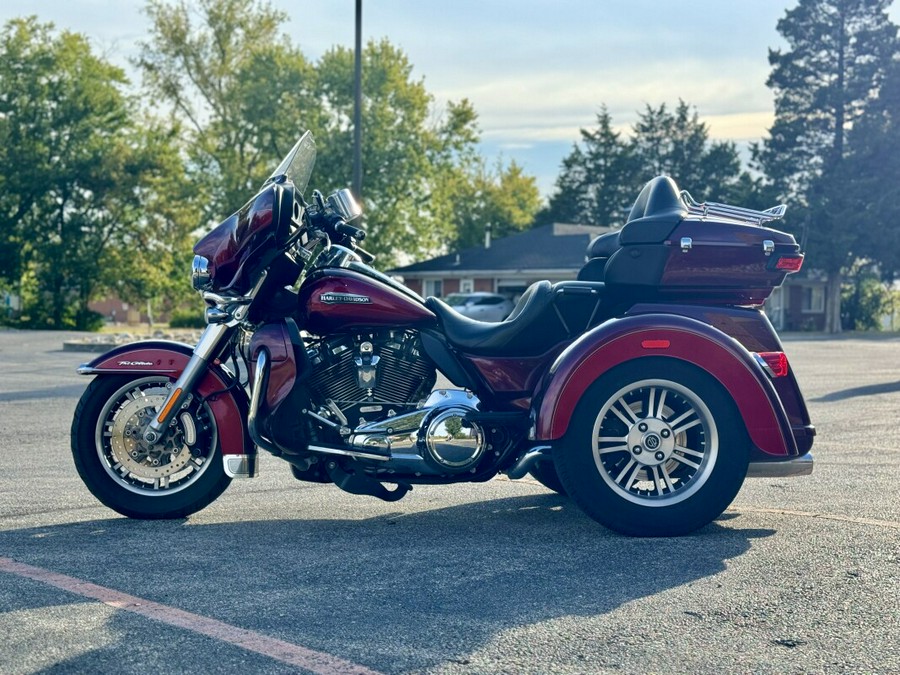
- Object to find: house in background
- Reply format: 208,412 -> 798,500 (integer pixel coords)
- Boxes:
388,223 -> 610,299
765,272 -> 827,331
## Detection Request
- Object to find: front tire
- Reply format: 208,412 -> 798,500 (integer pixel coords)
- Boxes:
554,358 -> 749,537
71,375 -> 231,519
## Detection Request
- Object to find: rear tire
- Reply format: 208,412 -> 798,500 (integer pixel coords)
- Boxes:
71,375 -> 231,519
554,358 -> 749,537
528,459 -> 568,496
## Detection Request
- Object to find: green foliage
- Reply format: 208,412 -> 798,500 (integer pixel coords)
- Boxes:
841,264 -> 890,331
539,107 -> 637,228
755,0 -> 898,332
442,157 -> 542,250
139,0 -> 322,218
139,3 -> 534,267
0,17 -> 181,330
312,39 -> 454,262
539,101 -> 749,228
168,307 -> 206,328
835,61 -> 900,282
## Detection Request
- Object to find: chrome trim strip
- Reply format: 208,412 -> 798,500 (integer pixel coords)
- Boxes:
747,453 -> 814,478
307,444 -> 391,462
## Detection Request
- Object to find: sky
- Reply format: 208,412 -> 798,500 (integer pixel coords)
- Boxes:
3,0 -> 898,198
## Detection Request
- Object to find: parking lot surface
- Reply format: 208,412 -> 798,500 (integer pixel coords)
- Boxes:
0,329 -> 898,673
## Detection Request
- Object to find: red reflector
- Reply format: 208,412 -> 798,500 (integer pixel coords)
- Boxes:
759,352 -> 789,377
775,256 -> 804,272
641,339 -> 671,349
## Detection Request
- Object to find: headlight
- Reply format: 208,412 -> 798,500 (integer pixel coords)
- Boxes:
191,255 -> 212,291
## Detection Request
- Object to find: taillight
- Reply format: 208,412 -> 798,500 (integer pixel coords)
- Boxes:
773,255 -> 804,272
754,351 -> 789,378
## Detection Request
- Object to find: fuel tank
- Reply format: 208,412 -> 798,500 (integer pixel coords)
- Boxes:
297,267 -> 437,334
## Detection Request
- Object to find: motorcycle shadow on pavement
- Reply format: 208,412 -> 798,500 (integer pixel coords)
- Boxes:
0,493 -> 774,672
812,379 -> 900,402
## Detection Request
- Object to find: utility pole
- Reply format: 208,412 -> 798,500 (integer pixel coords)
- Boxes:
352,0 -> 363,202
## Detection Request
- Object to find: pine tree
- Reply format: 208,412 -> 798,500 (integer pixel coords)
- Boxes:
756,0 -> 898,332
539,107 -> 637,228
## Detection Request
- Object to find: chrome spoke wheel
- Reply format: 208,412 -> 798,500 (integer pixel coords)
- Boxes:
592,379 -> 718,507
94,377 -> 217,496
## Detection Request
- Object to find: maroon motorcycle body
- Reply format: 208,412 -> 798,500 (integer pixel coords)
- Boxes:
71,133 -> 814,536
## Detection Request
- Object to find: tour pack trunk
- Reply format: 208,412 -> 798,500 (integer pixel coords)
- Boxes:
603,215 -> 803,306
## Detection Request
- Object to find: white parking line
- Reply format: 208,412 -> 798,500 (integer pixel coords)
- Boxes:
0,557 -> 382,675
727,507 -> 900,530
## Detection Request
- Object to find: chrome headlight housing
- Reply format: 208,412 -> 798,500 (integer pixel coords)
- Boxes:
191,255 -> 213,291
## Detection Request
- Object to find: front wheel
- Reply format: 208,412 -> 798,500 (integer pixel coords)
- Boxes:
554,358 -> 749,537
71,374 -> 231,519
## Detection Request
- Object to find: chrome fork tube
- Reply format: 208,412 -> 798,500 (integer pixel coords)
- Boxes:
143,322 -> 233,444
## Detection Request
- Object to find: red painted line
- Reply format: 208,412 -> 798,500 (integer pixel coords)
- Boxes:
0,556 -> 381,675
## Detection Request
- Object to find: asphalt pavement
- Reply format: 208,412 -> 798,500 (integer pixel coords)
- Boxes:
0,328 -> 898,674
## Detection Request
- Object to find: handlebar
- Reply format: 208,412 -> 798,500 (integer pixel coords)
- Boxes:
335,221 -> 366,241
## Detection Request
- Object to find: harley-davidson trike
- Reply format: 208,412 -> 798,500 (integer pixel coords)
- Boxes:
71,131 -> 815,536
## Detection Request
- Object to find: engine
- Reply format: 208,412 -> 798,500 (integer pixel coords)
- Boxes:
303,331 -> 489,476
305,330 -> 436,428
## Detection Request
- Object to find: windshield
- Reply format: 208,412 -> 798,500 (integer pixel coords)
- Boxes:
266,131 -> 316,195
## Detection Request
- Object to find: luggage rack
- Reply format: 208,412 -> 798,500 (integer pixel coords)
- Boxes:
681,191 -> 786,225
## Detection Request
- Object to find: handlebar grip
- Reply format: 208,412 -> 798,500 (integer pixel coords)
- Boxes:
335,221 -> 366,241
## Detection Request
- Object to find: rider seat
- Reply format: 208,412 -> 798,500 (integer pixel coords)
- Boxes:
426,280 -> 607,357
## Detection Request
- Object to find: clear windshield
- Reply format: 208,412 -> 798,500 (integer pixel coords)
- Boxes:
266,131 -> 316,195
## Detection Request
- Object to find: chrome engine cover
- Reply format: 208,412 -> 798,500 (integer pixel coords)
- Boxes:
423,407 -> 485,470
349,390 -> 486,475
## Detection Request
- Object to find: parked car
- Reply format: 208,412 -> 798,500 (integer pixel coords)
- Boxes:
443,292 -> 515,322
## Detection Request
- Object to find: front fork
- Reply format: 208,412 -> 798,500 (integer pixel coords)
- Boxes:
142,322 -> 234,444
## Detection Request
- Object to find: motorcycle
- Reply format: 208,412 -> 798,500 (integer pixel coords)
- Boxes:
71,131 -> 815,536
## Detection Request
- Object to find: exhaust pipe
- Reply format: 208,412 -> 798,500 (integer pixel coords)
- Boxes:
506,446 -> 552,480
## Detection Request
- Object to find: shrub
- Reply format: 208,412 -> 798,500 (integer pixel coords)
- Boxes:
168,308 -> 206,328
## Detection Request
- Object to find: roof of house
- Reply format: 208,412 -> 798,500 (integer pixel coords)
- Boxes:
389,223 -> 611,275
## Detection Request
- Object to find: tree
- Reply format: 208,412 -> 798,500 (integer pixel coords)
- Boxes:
539,107 -> 637,228
140,2 -> 526,267
445,158 -> 542,250
540,102 -> 746,228
312,39 -> 462,262
139,0 -> 322,219
836,60 -> 900,282
841,261 -> 890,330
756,0 -> 898,332
0,17 -> 176,329
632,101 -> 744,203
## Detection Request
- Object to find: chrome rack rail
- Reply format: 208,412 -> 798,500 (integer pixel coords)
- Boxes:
681,190 -> 786,225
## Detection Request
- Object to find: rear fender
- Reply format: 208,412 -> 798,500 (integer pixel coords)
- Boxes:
77,341 -> 251,459
532,314 -> 796,457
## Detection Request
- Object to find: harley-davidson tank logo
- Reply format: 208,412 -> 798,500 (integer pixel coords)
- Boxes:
320,292 -> 372,304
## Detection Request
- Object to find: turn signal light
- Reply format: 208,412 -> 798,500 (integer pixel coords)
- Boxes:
756,352 -> 789,378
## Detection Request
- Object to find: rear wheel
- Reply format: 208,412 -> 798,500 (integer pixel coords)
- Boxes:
71,375 -> 231,519
528,459 -> 568,496
554,358 -> 749,537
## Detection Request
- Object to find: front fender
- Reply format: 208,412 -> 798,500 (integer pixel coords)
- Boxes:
77,340 -> 251,458
532,314 -> 796,457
